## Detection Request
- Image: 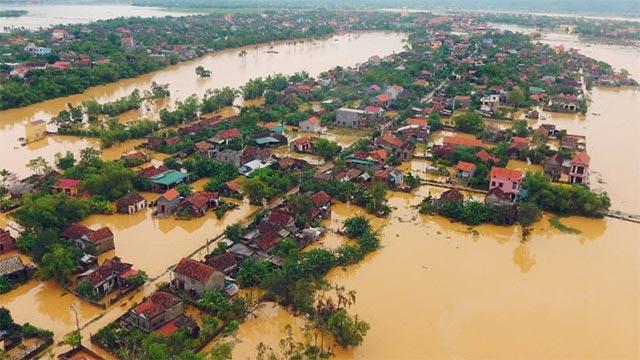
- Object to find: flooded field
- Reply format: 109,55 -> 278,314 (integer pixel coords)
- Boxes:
232,186 -> 640,359
0,31 -> 405,178
0,4 -> 196,31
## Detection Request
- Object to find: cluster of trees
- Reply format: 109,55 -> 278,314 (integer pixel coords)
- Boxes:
300,171 -> 390,215
522,172 -> 611,217
235,215 -> 379,350
242,168 -> 297,205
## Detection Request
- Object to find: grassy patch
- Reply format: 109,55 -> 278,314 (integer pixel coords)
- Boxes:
549,216 -> 582,234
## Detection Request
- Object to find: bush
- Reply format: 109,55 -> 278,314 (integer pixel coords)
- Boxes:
22,323 -> 53,339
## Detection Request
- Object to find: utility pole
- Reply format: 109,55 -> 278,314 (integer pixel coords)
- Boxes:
70,305 -> 80,350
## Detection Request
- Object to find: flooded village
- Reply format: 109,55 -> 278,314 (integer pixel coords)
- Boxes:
0,4 -> 639,360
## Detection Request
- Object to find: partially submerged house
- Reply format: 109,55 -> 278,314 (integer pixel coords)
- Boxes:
77,257 -> 135,299
489,167 -> 523,203
171,258 -> 225,296
115,193 -> 147,214
62,224 -> 115,254
176,191 -> 219,218
155,188 -> 181,216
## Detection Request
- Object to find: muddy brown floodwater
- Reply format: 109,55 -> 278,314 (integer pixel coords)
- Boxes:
229,34 -> 640,359
0,31 -> 406,178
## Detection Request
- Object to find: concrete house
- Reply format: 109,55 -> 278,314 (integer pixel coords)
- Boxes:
177,191 -> 219,218
115,193 -> 147,214
172,258 -> 225,296
0,229 -> 16,254
336,108 -> 367,128
299,116 -> 323,133
156,188 -> 181,216
456,161 -> 477,179
77,257 -> 134,298
569,152 -> 590,185
489,167 -> 523,202
63,224 -> 115,254
127,291 -> 184,332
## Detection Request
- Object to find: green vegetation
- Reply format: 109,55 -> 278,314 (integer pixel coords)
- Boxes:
0,10 -> 27,17
549,216 -> 582,234
242,167 -> 297,205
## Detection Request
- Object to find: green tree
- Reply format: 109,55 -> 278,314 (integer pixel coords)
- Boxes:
454,111 -> 484,134
38,244 -> 77,285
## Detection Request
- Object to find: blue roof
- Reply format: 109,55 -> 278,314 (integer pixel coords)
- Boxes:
254,137 -> 280,145
151,170 -> 189,186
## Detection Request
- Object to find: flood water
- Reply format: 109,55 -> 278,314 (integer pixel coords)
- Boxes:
0,4 -> 196,32
0,31 -> 406,178
229,32 -> 640,359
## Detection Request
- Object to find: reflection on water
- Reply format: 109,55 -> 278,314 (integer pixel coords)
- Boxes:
233,186 -> 640,359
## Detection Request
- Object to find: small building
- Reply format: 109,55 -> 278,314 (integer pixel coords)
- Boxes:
115,193 -> 147,214
480,94 -> 501,112
290,136 -> 316,153
194,141 -> 215,159
177,191 -> 219,218
238,159 -> 272,176
475,149 -> 498,164
435,189 -> 464,207
456,161 -> 477,179
336,108 -> 367,128
150,170 -> 189,192
204,253 -> 238,274
63,224 -> 115,254
77,257 -> 134,298
211,128 -> 242,145
0,229 -> 16,254
569,152 -> 590,185
54,179 -> 80,197
375,93 -> 391,108
376,134 -> 414,161
156,188 -> 181,216
172,258 -> 225,297
489,167 -> 523,202
219,178 -> 243,198
216,149 -> 243,167
25,119 -> 47,143
127,291 -> 184,332
23,43 -> 52,56
309,191 -> 332,219
484,187 -> 513,207
299,116 -> 323,133
443,136 -> 483,149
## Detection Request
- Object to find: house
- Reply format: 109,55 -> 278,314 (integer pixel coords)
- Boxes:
376,134 -> 414,161
374,167 -> 404,188
262,122 -> 285,134
25,119 -> 47,143
309,191 -> 332,219
51,28 -> 69,40
544,154 -> 565,180
489,167 -> 523,202
453,95 -> 472,108
23,43 -> 52,56
480,94 -> 501,112
177,191 -> 219,218
0,256 -> 29,284
507,136 -> 531,158
363,105 -> 385,122
484,187 -> 515,207
262,209 -> 297,233
561,135 -> 585,152
395,124 -> 429,142
127,291 -> 184,332
569,152 -> 590,185
63,224 -> 115,254
290,136 -> 317,153
385,85 -> 404,99
475,149 -> 498,164
156,188 -> 181,216
434,189 -> 464,207
299,116 -> 323,133
204,253 -> 238,274
54,179 -> 80,197
212,128 -> 241,145
216,149 -> 243,167
238,158 -> 273,176
115,193 -> 147,214
345,149 -> 387,168
336,108 -> 367,128
194,141 -> 215,159
443,136 -> 483,149
0,229 -> 16,254
253,231 -> 280,253
375,93 -> 391,108
77,257 -> 134,298
150,170 -> 189,192
456,161 -> 477,179
172,258 -> 224,296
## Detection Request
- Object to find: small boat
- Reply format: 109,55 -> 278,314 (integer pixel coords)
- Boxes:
591,112 -> 601,116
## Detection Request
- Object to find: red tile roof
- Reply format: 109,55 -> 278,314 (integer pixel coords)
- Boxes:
62,223 -> 92,240
310,191 -> 331,207
407,118 -> 428,127
376,93 -> 391,102
57,179 -> 80,188
206,253 -> 237,272
132,291 -> 180,320
173,258 -> 215,284
489,167 -> 523,181
475,149 -> 497,163
456,161 -> 477,172
180,191 -> 218,209
162,188 -> 180,202
307,116 -> 320,125
379,134 -> 404,148
268,210 -> 295,226
571,152 -> 590,166
443,136 -> 482,148
255,231 -> 279,252
156,321 -> 178,336
84,227 -> 113,243
216,128 -> 241,140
